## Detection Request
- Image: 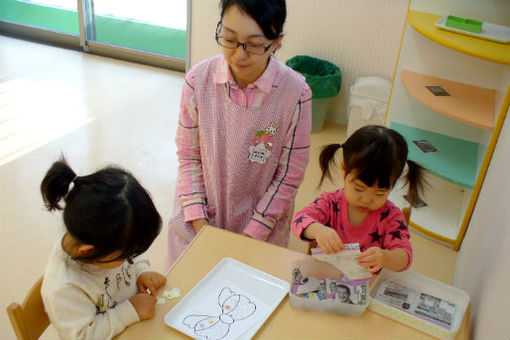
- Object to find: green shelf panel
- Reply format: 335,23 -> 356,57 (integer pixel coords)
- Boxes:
391,122 -> 478,188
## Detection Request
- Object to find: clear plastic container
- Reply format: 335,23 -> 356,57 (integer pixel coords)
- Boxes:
369,269 -> 470,340
288,258 -> 369,317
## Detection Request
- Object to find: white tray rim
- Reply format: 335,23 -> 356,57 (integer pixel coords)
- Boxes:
434,15 -> 510,44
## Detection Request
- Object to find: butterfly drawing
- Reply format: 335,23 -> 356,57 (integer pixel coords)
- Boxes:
182,287 -> 257,340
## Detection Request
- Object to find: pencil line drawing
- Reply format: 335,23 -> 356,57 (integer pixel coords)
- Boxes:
183,287 -> 257,340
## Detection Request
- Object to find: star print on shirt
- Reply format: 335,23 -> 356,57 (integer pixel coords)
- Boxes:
380,208 -> 390,221
397,220 -> 408,230
293,215 -> 306,226
331,201 -> 340,214
324,215 -> 332,228
389,230 -> 402,240
312,197 -> 323,205
312,198 -> 328,217
370,231 -> 383,243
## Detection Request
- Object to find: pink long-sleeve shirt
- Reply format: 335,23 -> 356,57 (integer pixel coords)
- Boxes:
167,54 -> 311,265
292,189 -> 413,270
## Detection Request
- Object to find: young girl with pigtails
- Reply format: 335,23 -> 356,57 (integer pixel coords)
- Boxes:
292,125 -> 427,273
40,158 -> 166,340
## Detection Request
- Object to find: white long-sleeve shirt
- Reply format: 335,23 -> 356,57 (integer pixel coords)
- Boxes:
41,235 -> 151,340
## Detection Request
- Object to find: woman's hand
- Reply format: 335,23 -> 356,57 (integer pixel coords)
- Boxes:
129,293 -> 157,320
304,223 -> 344,254
358,247 -> 384,273
137,271 -> 167,296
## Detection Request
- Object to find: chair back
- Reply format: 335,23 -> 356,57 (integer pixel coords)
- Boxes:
6,276 -> 50,340
307,207 -> 411,255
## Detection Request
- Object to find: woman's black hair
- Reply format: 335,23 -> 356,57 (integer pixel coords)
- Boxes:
319,125 -> 427,205
219,0 -> 287,40
40,157 -> 161,263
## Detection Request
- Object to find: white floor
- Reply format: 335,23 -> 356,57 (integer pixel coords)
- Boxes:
0,35 -> 458,340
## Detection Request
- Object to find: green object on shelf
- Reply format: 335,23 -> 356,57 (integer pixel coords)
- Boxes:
445,15 -> 482,34
391,122 -> 479,189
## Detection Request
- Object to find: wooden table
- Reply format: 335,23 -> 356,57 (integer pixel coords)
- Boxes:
116,226 -> 470,340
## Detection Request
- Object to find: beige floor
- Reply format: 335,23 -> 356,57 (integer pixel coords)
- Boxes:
0,35 -> 457,340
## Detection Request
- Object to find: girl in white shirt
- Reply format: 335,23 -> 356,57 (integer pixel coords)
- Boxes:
40,157 -> 166,340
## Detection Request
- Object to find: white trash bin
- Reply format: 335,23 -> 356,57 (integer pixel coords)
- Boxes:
346,77 -> 392,137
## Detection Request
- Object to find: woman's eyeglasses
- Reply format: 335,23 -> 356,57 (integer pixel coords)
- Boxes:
215,22 -> 276,56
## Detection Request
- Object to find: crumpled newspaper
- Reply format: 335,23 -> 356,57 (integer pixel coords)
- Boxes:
156,288 -> 182,304
311,243 -> 372,281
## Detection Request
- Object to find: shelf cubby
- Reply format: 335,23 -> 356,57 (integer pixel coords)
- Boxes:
389,175 -> 468,243
408,11 -> 510,65
391,122 -> 479,189
401,70 -> 495,130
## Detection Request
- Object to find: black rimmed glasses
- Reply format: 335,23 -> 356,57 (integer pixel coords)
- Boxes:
215,21 -> 277,55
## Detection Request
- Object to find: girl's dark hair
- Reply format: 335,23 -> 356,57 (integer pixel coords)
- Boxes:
40,157 -> 161,263
319,125 -> 427,205
219,0 -> 286,40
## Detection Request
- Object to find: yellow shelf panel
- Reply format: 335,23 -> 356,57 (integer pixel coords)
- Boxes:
408,11 -> 510,65
401,70 -> 495,130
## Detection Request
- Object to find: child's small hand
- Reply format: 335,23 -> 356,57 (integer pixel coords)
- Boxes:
358,247 -> 384,273
137,271 -> 167,296
129,293 -> 157,320
315,225 -> 344,254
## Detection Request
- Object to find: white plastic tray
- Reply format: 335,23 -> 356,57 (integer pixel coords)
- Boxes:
435,15 -> 510,44
164,257 -> 288,340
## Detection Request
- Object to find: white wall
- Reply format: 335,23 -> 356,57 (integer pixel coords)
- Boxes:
455,99 -> 510,339
190,0 -> 409,125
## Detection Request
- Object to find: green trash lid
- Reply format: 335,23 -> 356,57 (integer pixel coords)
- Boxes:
286,55 -> 341,99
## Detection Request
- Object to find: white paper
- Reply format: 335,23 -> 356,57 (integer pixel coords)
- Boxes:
171,282 -> 272,340
311,244 -> 372,280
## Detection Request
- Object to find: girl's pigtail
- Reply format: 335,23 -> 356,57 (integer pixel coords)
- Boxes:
40,157 -> 77,211
319,143 -> 343,187
404,160 -> 428,206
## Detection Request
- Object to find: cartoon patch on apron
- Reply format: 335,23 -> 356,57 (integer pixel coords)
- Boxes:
248,121 -> 278,164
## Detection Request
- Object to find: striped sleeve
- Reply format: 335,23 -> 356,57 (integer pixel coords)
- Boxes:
243,84 -> 312,240
175,69 -> 208,222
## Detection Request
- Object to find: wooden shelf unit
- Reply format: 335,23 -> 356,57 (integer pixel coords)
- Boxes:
391,122 -> 479,189
401,70 -> 495,130
408,11 -> 510,65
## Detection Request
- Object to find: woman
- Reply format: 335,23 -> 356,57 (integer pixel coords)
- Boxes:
167,0 -> 312,266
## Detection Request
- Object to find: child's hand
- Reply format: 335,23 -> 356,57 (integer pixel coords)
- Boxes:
129,293 -> 157,320
314,225 -> 344,254
137,271 -> 167,295
358,247 -> 384,273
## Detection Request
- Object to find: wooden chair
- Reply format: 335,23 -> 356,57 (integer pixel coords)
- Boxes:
7,276 -> 50,340
307,206 -> 411,254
